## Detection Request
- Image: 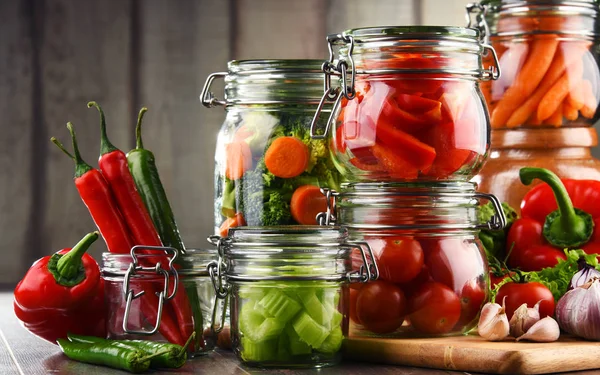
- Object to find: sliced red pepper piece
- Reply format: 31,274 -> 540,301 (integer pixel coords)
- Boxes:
380,96 -> 432,133
375,119 -> 436,172
423,121 -> 473,178
371,143 -> 419,179
349,155 -> 386,172
396,94 -> 441,113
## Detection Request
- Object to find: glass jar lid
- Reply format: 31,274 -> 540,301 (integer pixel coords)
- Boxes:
201,59 -> 327,107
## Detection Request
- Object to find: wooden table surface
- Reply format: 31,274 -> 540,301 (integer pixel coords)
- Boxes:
2,292 -> 597,375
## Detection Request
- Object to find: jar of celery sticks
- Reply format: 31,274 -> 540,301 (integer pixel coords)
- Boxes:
207,226 -> 377,368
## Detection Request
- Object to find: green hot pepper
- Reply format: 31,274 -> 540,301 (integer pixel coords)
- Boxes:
56,338 -> 164,373
67,333 -> 190,369
126,107 -> 204,350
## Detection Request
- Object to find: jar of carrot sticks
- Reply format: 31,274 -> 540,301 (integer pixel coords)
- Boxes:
468,0 -> 600,210
201,60 -> 343,235
310,26 -> 500,182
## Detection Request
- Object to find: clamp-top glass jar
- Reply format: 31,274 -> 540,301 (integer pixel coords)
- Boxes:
201,60 -> 342,236
207,226 -> 377,368
320,182 -> 505,337
310,26 -> 500,182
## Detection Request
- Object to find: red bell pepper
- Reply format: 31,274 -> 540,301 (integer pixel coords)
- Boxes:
507,167 -> 599,271
14,232 -> 106,344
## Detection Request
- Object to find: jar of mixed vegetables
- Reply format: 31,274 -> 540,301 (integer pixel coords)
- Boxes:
102,247 -> 221,356
468,0 -> 600,210
323,182 -> 505,337
207,226 -> 377,368
201,60 -> 343,237
311,26 -> 500,182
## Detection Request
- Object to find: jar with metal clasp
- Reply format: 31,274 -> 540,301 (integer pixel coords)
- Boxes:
317,183 -> 506,337
207,226 -> 378,368
310,26 -> 500,182
102,246 -> 223,356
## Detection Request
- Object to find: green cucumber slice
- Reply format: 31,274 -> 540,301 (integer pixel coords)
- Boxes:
241,337 -> 277,363
317,326 -> 343,354
259,289 -> 302,323
292,312 -> 330,348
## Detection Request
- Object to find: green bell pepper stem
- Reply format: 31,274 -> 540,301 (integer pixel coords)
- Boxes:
519,167 -> 593,248
56,231 -> 99,280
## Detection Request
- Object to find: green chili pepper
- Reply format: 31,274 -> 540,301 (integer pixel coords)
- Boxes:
56,338 -> 165,373
67,333 -> 192,369
125,107 -> 204,350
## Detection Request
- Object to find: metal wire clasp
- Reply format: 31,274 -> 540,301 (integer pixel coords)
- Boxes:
122,245 -> 179,335
206,235 -> 231,334
347,241 -> 379,283
475,192 -> 507,231
317,188 -> 339,226
200,72 -> 227,108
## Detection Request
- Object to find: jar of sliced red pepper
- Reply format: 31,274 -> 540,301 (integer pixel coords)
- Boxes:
320,182 -> 506,337
102,247 -> 220,356
311,26 -> 500,182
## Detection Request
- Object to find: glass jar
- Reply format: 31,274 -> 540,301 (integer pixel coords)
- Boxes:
311,26 -> 500,182
102,247 -> 221,356
323,182 -> 505,337
207,226 -> 377,368
468,0 -> 600,129
201,60 -> 343,236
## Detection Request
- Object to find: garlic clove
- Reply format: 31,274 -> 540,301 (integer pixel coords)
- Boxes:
478,302 -> 510,341
510,302 -> 542,338
516,316 -> 560,342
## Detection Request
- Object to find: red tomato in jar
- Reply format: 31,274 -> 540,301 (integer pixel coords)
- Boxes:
408,282 -> 461,334
455,278 -> 487,329
398,264 -> 433,298
377,237 -> 424,284
495,282 -> 555,320
424,237 -> 486,293
356,280 -> 406,334
349,288 -> 360,324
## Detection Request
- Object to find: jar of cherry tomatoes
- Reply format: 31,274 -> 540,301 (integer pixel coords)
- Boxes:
468,0 -> 600,209
310,26 -> 500,182
319,182 -> 506,337
201,60 -> 342,237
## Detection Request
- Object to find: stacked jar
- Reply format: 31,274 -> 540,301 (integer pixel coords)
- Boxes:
468,0 -> 600,209
311,26 -> 507,337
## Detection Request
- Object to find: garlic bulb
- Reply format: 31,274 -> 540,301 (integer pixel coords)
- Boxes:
509,301 -> 541,338
516,316 -> 560,342
478,301 -> 510,341
556,278 -> 600,340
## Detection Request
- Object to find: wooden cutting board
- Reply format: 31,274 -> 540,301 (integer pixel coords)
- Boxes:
343,334 -> 600,374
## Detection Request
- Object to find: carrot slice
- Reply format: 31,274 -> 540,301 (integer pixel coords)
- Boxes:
491,38 -> 559,128
581,80 -> 598,119
219,213 -> 246,237
264,136 -> 309,178
563,101 -> 579,121
537,59 -> 583,121
290,185 -> 328,225
506,43 -> 587,127
225,141 -> 253,180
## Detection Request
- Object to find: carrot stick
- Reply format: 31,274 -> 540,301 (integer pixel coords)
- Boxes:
537,59 -> 584,121
543,102 -> 564,127
567,80 -> 585,110
581,79 -> 598,119
528,111 -> 543,126
225,141 -> 253,180
290,185 -> 328,225
219,213 -> 246,237
491,38 -> 559,128
563,100 -> 579,121
506,43 -> 586,127
264,136 -> 309,178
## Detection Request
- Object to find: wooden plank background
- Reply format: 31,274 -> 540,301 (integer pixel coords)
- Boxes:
1,0 -> 596,286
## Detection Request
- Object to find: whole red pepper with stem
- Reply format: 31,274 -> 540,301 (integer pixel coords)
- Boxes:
88,102 -> 190,346
14,231 -> 106,344
507,167 -> 600,271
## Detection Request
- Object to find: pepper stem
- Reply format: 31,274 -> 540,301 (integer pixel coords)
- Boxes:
56,231 -> 99,280
178,332 -> 196,357
60,123 -> 93,178
50,137 -> 75,160
87,101 -> 118,156
135,107 -> 148,150
519,167 -> 593,248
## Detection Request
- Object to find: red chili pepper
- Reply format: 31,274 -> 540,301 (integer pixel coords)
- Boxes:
507,167 -> 600,271
88,102 -> 190,346
14,232 -> 106,344
50,124 -> 134,254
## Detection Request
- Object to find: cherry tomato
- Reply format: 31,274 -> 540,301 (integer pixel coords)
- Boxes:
408,282 -> 461,334
424,237 -> 485,292
398,264 -> 432,298
349,288 -> 360,324
356,280 -> 406,334
496,281 -> 555,320
455,278 -> 487,329
377,237 -> 424,284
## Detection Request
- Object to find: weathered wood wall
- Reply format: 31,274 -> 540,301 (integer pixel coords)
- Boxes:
2,0 -> 595,285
